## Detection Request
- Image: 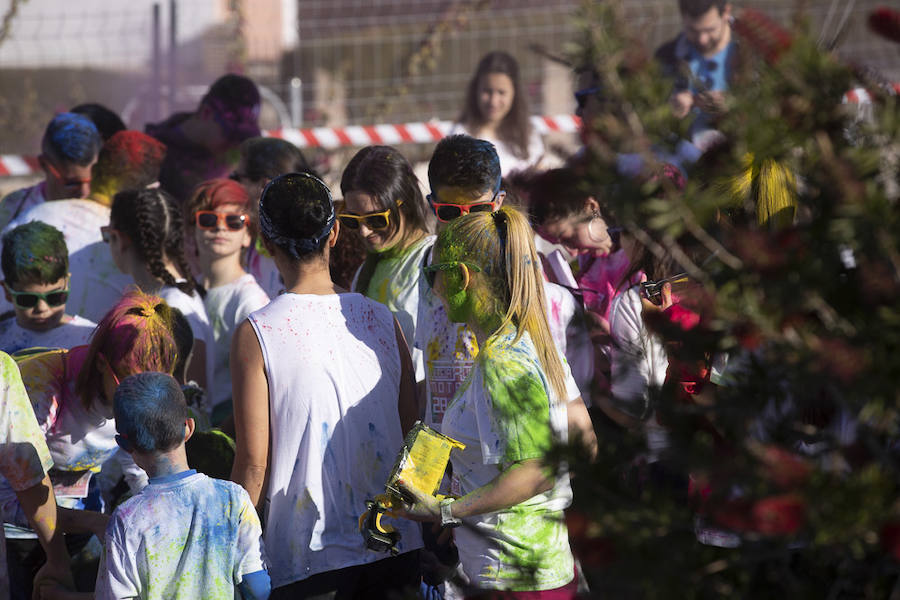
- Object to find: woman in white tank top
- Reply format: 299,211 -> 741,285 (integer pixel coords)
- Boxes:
230,172 -> 423,598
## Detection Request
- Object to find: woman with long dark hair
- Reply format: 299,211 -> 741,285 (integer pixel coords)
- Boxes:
453,51 -> 545,175
340,145 -> 434,379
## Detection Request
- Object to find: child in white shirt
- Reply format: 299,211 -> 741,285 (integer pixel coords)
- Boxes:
185,179 -> 269,425
0,221 -> 95,354
95,372 -> 269,600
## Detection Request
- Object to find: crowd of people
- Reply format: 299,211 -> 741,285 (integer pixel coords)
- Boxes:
0,0 -> 843,597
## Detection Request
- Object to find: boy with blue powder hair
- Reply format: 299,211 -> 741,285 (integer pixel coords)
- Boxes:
94,372 -> 269,600
1,112 -> 101,230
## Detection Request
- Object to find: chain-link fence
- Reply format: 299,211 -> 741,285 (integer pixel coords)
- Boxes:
0,0 -> 897,160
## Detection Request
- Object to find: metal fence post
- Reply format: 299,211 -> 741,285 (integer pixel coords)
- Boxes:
151,2 -> 161,122
169,0 -> 177,114
290,77 -> 302,128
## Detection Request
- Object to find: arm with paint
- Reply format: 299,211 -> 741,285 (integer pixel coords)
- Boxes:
399,350 -> 560,521
0,353 -> 73,594
399,457 -> 554,522
234,484 -> 271,599
395,318 -> 418,437
56,505 -> 109,539
18,474 -> 75,596
230,319 -> 270,508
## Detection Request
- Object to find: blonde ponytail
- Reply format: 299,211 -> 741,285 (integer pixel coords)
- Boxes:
436,206 -> 568,402
494,208 -> 568,403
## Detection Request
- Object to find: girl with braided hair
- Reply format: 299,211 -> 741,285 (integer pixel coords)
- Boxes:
106,187 -> 214,400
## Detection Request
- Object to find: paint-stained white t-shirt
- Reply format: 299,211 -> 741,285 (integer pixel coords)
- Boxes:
0,352 -> 55,600
249,292 -> 422,588
95,471 -> 266,600
441,328 -> 577,591
202,273 -> 269,410
0,315 -> 96,355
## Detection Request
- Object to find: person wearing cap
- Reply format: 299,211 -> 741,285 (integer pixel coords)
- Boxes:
146,73 -> 262,204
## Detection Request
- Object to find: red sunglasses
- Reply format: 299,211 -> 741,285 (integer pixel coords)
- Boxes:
427,200 -> 497,223
194,211 -> 249,231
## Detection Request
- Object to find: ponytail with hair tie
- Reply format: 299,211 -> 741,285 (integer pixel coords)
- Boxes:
436,206 -> 568,402
75,290 -> 178,408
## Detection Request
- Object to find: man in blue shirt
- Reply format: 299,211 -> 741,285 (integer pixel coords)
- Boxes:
655,0 -> 737,140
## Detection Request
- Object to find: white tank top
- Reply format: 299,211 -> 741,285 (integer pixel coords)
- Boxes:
249,292 -> 422,588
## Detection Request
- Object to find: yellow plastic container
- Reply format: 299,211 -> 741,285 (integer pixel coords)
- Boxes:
385,421 -> 465,501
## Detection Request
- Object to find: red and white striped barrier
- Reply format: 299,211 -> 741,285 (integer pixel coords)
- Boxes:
844,88 -> 874,104
0,114 -> 581,176
265,114 -> 580,149
843,84 -> 900,104
0,155 -> 40,177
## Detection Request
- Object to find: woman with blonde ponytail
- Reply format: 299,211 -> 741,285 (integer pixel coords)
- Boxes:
397,205 -> 595,598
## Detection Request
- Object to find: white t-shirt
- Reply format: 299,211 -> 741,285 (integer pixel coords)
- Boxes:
0,351 -> 55,599
203,273 -> 269,409
609,286 -> 669,454
159,285 -> 215,404
249,292 -> 423,588
0,315 -> 96,355
542,280 -> 594,406
95,471 -> 266,600
352,235 -> 435,383
0,182 -> 46,232
449,124 -> 545,175
415,266 -> 584,427
440,327 -> 577,591
0,348 -> 147,528
2,199 -> 133,322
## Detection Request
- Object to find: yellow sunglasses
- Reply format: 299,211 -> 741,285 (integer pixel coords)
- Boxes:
338,200 -> 403,231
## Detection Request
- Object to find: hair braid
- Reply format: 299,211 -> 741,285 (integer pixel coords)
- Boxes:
157,194 -> 204,297
134,193 -> 180,291
112,188 -> 202,297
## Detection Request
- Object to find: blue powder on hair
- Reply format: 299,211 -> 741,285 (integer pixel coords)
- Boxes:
44,113 -> 101,165
114,372 -> 186,453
